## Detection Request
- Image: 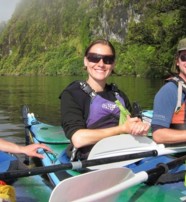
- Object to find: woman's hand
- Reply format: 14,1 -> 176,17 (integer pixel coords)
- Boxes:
122,115 -> 150,136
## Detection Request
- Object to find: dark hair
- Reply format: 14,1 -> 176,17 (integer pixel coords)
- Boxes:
84,39 -> 115,59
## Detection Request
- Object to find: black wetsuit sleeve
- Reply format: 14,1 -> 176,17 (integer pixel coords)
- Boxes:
60,89 -> 87,140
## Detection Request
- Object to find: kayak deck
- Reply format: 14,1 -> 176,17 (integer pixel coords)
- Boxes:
118,182 -> 186,202
31,124 -> 69,144
13,175 -> 52,202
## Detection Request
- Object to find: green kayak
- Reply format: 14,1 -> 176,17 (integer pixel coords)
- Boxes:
19,106 -> 186,202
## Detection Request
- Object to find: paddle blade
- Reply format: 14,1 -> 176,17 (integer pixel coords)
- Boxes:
49,167 -> 147,202
88,134 -> 157,169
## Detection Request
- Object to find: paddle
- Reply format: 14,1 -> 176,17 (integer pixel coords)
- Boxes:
0,150 -> 159,180
87,134 -> 186,169
49,155 -> 186,202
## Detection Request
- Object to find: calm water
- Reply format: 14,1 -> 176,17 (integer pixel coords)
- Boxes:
0,75 -> 163,146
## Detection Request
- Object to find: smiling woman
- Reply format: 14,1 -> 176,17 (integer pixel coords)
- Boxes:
59,39 -> 150,162
0,0 -> 21,21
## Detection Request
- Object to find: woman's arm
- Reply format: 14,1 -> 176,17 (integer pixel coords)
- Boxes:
72,116 -> 150,148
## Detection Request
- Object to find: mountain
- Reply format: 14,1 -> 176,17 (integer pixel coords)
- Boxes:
0,0 -> 185,77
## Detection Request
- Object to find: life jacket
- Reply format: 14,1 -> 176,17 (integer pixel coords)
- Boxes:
80,81 -> 130,129
166,76 -> 186,129
69,81 -> 130,161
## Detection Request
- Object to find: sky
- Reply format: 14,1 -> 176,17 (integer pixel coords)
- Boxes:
0,0 -> 21,22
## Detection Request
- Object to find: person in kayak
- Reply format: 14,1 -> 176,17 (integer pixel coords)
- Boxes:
152,38 -> 186,144
0,138 -> 52,159
59,39 -> 150,161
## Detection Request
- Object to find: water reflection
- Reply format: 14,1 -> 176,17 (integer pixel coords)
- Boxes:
110,76 -> 163,109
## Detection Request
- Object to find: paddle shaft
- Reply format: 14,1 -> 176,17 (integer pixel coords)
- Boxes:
0,150 -> 158,180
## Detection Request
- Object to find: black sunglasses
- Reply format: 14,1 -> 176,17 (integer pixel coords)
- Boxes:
180,54 -> 186,62
87,53 -> 115,64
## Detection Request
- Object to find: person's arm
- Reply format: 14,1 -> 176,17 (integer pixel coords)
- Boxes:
60,86 -> 88,140
152,127 -> 186,144
0,139 -> 52,158
72,115 -> 150,148
152,82 -> 184,144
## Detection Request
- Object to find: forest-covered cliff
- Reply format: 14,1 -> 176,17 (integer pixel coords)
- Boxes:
0,0 -> 185,77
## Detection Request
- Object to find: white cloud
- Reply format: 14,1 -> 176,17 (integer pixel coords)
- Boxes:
0,0 -> 21,22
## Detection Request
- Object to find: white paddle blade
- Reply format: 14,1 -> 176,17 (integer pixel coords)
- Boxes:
87,134 -> 186,170
49,167 -> 148,202
89,134 -> 156,159
87,134 -> 157,169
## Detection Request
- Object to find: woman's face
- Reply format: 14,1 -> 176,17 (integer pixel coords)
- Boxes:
84,44 -> 115,83
177,50 -> 186,80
